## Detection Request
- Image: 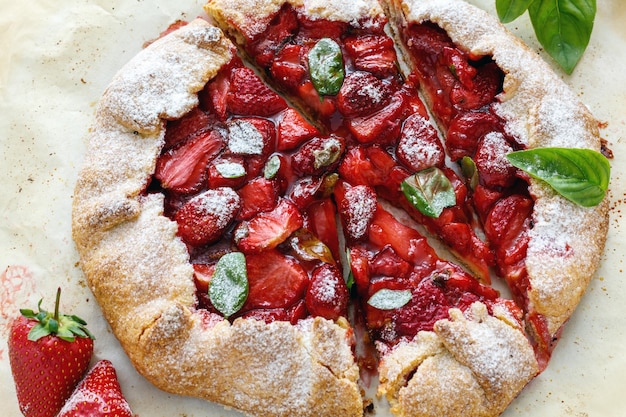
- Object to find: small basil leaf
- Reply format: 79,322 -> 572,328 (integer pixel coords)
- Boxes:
367,289 -> 412,310
496,0 -> 534,23
506,147 -> 610,207
264,155 -> 281,179
209,252 -> 249,318
528,0 -> 596,74
401,167 -> 456,218
460,156 -> 479,190
308,38 -> 345,96
215,162 -> 246,179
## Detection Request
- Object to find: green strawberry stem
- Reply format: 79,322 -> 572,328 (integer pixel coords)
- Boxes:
20,287 -> 95,343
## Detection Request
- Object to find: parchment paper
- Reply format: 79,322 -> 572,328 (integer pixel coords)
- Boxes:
1,1 -> 625,416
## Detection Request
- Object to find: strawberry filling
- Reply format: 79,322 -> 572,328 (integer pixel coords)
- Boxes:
145,13 -> 548,373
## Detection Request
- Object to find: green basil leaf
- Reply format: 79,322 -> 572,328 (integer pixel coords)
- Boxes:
367,289 -> 412,310
215,162 -> 246,179
209,252 -> 249,318
528,0 -> 596,74
506,147 -> 610,207
496,0 -> 534,23
401,167 -> 456,218
264,155 -> 281,179
308,38 -> 345,96
460,156 -> 479,190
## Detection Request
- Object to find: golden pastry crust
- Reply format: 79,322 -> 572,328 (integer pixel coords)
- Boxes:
72,19 -> 363,417
378,303 -> 538,417
382,0 -> 609,337
205,0 -> 385,44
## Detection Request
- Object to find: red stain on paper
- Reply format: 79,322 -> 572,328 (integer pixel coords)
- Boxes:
0,265 -> 35,359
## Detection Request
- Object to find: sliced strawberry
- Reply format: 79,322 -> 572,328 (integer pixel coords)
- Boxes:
305,197 -> 341,262
336,71 -> 391,118
193,263 -> 216,293
369,245 -> 412,279
291,135 -> 345,176
337,184 -> 378,243
240,299 -> 307,325
235,198 -> 304,253
484,194 -> 533,273
248,5 -> 299,67
227,67 -> 287,116
236,177 -> 280,221
270,44 -> 308,90
396,113 -> 445,171
305,264 -> 349,321
57,360 -> 133,417
226,117 -> 275,157
297,81 -> 337,121
277,107 -> 320,151
202,68 -> 231,120
474,132 -> 517,189
472,183 -> 506,223
338,145 -> 396,187
344,34 -> 398,78
243,249 -> 309,310
155,129 -> 224,194
445,111 -> 502,161
347,93 -> 404,144
207,154 -> 247,189
347,245 -> 372,297
368,204 -> 437,267
175,187 -> 241,247
164,107 -> 213,149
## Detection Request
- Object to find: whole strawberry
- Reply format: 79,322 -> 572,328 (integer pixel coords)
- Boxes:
8,288 -> 95,417
57,359 -> 133,417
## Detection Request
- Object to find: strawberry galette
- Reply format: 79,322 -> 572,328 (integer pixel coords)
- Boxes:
71,0 -> 610,417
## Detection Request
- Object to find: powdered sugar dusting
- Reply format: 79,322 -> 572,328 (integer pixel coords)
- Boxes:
398,114 -> 444,171
0,265 -> 35,357
343,185 -> 377,240
193,187 -> 241,230
227,119 -> 264,155
475,131 -> 513,175
304,0 -> 384,26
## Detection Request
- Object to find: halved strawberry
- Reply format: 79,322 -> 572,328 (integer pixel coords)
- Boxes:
484,194 -> 533,274
474,132 -> 517,189
305,264 -> 349,321
369,245 -> 413,279
277,108 -> 319,151
175,188 -> 241,247
155,129 -> 224,194
202,68 -> 231,120
396,113 -> 445,172
441,46 -> 477,88
368,204 -> 437,267
226,117 -> 275,157
235,198 -> 304,253
249,5 -> 299,67
242,249 -> 309,310
336,71 -> 391,118
193,263 -> 216,293
164,107 -> 213,149
448,62 -> 503,111
291,135 -> 346,176
337,183 -> 378,243
236,177 -> 280,221
344,34 -> 398,78
347,93 -> 404,144
338,145 -> 396,187
297,81 -> 337,121
288,174 -> 337,210
227,67 -> 287,116
270,44 -> 308,90
445,111 -> 502,161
